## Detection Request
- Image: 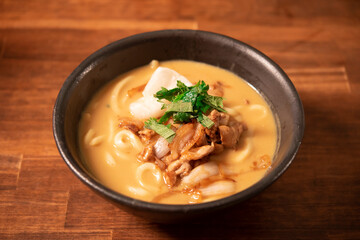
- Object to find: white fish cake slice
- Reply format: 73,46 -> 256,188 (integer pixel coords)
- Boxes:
130,67 -> 193,119
129,96 -> 164,119
142,67 -> 192,97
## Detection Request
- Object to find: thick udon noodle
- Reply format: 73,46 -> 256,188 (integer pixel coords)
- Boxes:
78,60 -> 277,204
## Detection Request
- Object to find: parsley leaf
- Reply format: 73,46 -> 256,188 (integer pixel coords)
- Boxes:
203,95 -> 226,112
176,81 -> 189,92
154,87 -> 181,102
173,112 -> 192,123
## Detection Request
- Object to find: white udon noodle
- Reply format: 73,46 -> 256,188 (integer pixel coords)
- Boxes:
110,76 -> 133,115
248,104 -> 268,121
200,180 -> 236,197
182,162 -> 219,186
84,129 -> 95,145
224,103 -> 270,164
105,152 -> 116,167
84,129 -> 105,147
224,107 -> 243,122
135,162 -> 162,193
113,129 -> 143,160
128,186 -> 148,197
114,129 -> 142,152
228,104 -> 268,122
235,137 -> 253,163
111,128 -> 163,196
224,105 -> 254,163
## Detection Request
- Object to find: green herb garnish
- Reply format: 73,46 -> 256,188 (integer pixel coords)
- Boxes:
144,80 -> 226,142
144,118 -> 175,143
165,101 -> 193,113
197,112 -> 215,129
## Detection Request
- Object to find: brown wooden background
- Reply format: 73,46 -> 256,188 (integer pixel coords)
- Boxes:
0,0 -> 359,239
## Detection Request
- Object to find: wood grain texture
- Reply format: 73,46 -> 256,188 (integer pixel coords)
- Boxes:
0,0 -> 359,239
0,155 -> 22,190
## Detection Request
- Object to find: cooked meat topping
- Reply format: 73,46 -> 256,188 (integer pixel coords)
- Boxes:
119,118 -> 144,133
164,123 -> 196,164
219,120 -> 244,148
192,158 -> 209,168
179,143 -> 215,162
213,143 -> 224,154
165,143 -> 215,186
196,131 -> 208,147
131,109 -> 246,187
173,123 -> 197,155
208,81 -> 224,97
164,170 -> 177,187
127,83 -> 146,97
252,155 -> 271,170
167,143 -> 215,172
138,128 -> 156,143
154,158 -> 166,171
174,162 -> 192,177
219,112 -> 230,126
205,110 -> 221,142
182,123 -> 205,152
137,142 -> 155,162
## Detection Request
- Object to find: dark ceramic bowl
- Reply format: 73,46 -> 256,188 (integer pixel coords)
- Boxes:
53,29 -> 304,223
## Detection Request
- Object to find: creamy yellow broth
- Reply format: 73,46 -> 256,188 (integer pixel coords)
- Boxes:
78,60 -> 277,204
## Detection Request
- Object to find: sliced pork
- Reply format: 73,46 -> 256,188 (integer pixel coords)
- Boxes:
131,108 -> 246,188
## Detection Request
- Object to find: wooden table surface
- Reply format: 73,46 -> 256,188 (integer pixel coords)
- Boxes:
1,0 -> 359,239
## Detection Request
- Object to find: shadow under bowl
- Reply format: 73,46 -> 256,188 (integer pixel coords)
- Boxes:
53,29 -> 304,223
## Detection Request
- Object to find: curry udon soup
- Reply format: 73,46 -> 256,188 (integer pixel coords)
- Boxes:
78,60 -> 277,204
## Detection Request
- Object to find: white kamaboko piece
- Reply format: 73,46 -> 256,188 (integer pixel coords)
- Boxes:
182,162 -> 219,187
142,67 -> 192,96
129,67 -> 193,119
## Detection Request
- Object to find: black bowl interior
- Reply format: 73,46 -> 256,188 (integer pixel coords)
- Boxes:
53,30 -> 304,222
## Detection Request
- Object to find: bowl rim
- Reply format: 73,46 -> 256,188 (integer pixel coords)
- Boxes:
53,29 -> 305,214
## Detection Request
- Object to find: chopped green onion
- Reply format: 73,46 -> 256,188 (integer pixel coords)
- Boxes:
166,101 -> 193,113
144,118 -> 175,143
197,113 -> 214,129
